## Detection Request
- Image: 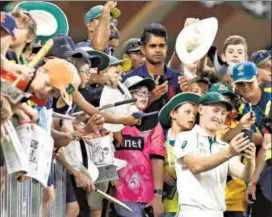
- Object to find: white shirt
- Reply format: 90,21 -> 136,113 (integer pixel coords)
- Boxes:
174,125 -> 232,212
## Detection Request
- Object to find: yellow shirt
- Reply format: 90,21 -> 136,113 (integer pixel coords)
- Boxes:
217,119 -> 247,211
163,140 -> 179,213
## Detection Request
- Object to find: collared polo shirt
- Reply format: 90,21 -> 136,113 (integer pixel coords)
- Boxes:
174,125 -> 237,213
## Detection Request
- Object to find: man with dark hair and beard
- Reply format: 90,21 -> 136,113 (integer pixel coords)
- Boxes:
122,23 -> 180,131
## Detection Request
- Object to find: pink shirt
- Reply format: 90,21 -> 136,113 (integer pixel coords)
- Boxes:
114,123 -> 165,203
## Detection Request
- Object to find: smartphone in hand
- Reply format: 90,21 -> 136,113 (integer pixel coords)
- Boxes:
241,129 -> 253,142
144,206 -> 154,217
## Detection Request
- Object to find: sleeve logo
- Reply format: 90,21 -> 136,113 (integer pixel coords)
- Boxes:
181,141 -> 187,149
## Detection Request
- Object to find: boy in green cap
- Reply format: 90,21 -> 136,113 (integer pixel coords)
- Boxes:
158,92 -> 200,217
174,92 -> 256,217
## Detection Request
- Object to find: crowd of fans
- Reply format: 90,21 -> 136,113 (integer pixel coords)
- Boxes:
0,1 -> 271,217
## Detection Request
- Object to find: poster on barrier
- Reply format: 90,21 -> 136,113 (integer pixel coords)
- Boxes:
16,123 -> 54,187
86,135 -> 127,183
16,123 -> 33,161
1,120 -> 28,175
26,125 -> 54,187
87,135 -> 115,166
64,140 -> 99,182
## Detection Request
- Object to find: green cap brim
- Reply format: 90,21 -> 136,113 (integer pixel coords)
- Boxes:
111,59 -> 132,72
85,50 -> 110,71
159,93 -> 200,128
16,1 -> 69,44
219,91 -> 236,98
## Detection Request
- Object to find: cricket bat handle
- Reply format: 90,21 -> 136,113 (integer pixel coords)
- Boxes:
28,39 -> 54,68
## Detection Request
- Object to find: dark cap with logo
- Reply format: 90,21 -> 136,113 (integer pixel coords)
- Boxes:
121,38 -> 142,54
0,11 -> 17,36
250,50 -> 271,66
47,35 -> 101,69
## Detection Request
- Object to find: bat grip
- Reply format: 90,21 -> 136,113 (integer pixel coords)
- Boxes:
28,39 -> 54,68
114,98 -> 136,106
117,84 -> 125,95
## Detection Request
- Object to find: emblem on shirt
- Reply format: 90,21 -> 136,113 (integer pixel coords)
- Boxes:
181,141 -> 187,149
116,135 -> 144,151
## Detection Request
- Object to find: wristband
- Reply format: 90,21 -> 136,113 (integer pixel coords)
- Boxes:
153,189 -> 163,196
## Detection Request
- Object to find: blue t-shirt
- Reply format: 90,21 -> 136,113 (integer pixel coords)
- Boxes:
238,82 -> 272,134
122,63 -> 180,99
122,63 -> 180,131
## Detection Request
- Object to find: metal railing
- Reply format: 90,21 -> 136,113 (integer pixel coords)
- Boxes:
0,162 -> 66,217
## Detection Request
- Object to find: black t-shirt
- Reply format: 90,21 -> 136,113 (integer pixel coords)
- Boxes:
52,84 -> 104,114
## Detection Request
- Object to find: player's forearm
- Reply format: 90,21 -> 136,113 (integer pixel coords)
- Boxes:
240,159 -> 255,182
251,147 -> 266,183
182,149 -> 233,174
151,159 -> 164,191
88,73 -> 106,85
51,128 -> 68,140
92,7 -> 110,51
167,51 -> 182,72
252,133 -> 263,146
73,90 -> 122,124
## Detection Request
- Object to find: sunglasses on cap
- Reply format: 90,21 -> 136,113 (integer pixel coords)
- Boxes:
127,41 -> 142,51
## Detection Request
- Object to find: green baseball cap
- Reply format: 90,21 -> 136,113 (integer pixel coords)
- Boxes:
159,93 -> 200,128
109,56 -> 131,72
79,46 -> 110,71
84,5 -> 121,24
209,82 -> 235,98
198,92 -> 233,111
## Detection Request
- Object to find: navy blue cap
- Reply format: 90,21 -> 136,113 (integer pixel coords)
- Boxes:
121,38 -> 142,54
232,61 -> 258,84
0,12 -> 17,36
250,50 -> 271,66
47,35 -> 101,68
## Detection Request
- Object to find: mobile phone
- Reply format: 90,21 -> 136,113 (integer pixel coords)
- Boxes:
163,181 -> 177,200
241,129 -> 253,142
144,206 -> 154,217
156,76 -> 170,85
